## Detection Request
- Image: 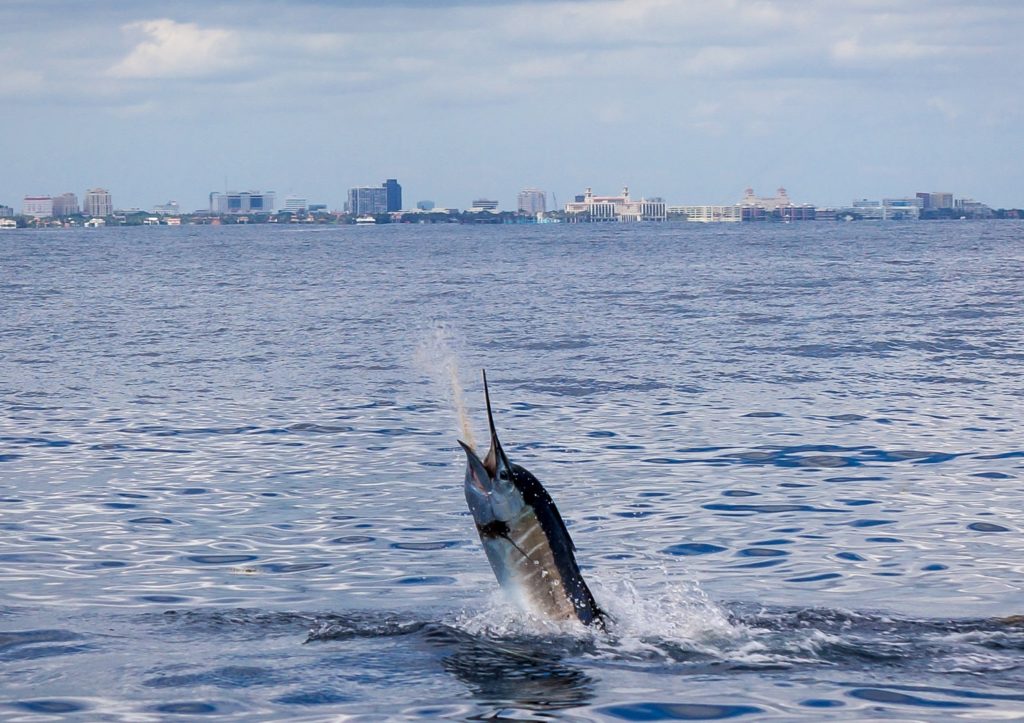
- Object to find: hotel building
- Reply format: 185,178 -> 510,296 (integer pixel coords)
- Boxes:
564,187 -> 666,222
917,192 -> 954,210
347,186 -> 388,216
738,187 -> 815,221
347,180 -> 402,215
517,189 -> 547,215
22,195 -> 53,218
52,193 -> 80,217
83,188 -> 114,217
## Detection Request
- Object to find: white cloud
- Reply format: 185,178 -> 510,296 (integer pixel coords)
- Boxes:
109,19 -> 244,79
927,96 -> 961,123
830,36 -> 947,65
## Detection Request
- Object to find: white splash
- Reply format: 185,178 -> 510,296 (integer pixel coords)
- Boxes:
413,322 -> 476,450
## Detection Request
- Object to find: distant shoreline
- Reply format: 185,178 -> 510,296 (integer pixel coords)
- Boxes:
3,208 -> 1022,230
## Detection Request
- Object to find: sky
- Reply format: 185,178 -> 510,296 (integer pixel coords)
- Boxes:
2,0 -> 1022,212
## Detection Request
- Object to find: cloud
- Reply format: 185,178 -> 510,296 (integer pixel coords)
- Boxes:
109,19 -> 243,79
927,96 -> 961,123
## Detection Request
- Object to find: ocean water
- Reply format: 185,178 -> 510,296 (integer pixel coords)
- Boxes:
1,221 -> 1022,721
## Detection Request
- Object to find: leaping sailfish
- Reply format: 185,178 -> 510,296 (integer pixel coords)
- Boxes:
459,372 -> 606,628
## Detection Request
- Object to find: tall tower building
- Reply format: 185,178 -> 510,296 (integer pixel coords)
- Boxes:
83,188 -> 113,217
347,186 -> 388,215
52,193 -> 80,217
517,188 -> 546,215
384,179 -> 402,212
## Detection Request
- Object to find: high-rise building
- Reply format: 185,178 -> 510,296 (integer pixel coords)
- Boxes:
0,205 -> 13,218
471,198 -> 499,211
384,179 -> 402,212
23,195 -> 54,218
416,200 -> 435,211
283,197 -> 308,213
209,191 -> 275,214
52,193 -> 80,217
517,189 -> 546,215
347,186 -> 388,215
83,188 -> 113,217
916,192 -> 954,210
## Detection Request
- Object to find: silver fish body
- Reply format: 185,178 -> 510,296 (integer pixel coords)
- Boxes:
459,373 -> 604,628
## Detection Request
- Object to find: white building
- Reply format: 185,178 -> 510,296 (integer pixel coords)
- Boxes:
22,195 -> 53,218
564,187 -> 666,222
517,189 -> 546,215
668,205 -> 742,223
471,198 -> 499,211
83,188 -> 113,217
881,197 -> 923,220
954,198 -> 993,217
210,191 -> 275,214
283,196 -> 308,213
152,201 -> 180,215
843,198 -> 923,220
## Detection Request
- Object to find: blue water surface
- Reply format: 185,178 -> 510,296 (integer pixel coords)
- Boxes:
1,221 -> 1023,720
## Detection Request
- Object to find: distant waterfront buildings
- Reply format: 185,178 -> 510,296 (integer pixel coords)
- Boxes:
739,187 -> 791,211
668,205 -> 742,223
0,204 -> 13,218
52,193 -> 79,217
738,187 -> 815,221
152,201 -> 181,215
882,198 -> 922,220
347,179 -> 402,215
210,191 -> 275,214
564,187 -> 667,222
954,198 -> 993,218
384,179 -> 402,213
83,188 -> 113,217
416,200 -> 436,211
347,186 -> 387,215
471,198 -> 499,211
917,192 -> 954,210
22,195 -> 53,218
517,189 -> 546,215
283,196 -> 308,213
839,197 -> 923,220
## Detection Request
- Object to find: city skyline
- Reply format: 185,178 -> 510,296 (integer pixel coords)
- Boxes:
8,181 -> 1011,224
6,178 -> 1014,218
2,1 -> 1022,211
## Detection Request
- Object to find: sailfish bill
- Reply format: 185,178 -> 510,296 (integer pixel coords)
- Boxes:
459,372 -> 605,628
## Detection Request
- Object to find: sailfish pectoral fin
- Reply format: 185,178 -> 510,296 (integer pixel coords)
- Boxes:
500,533 -> 532,562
